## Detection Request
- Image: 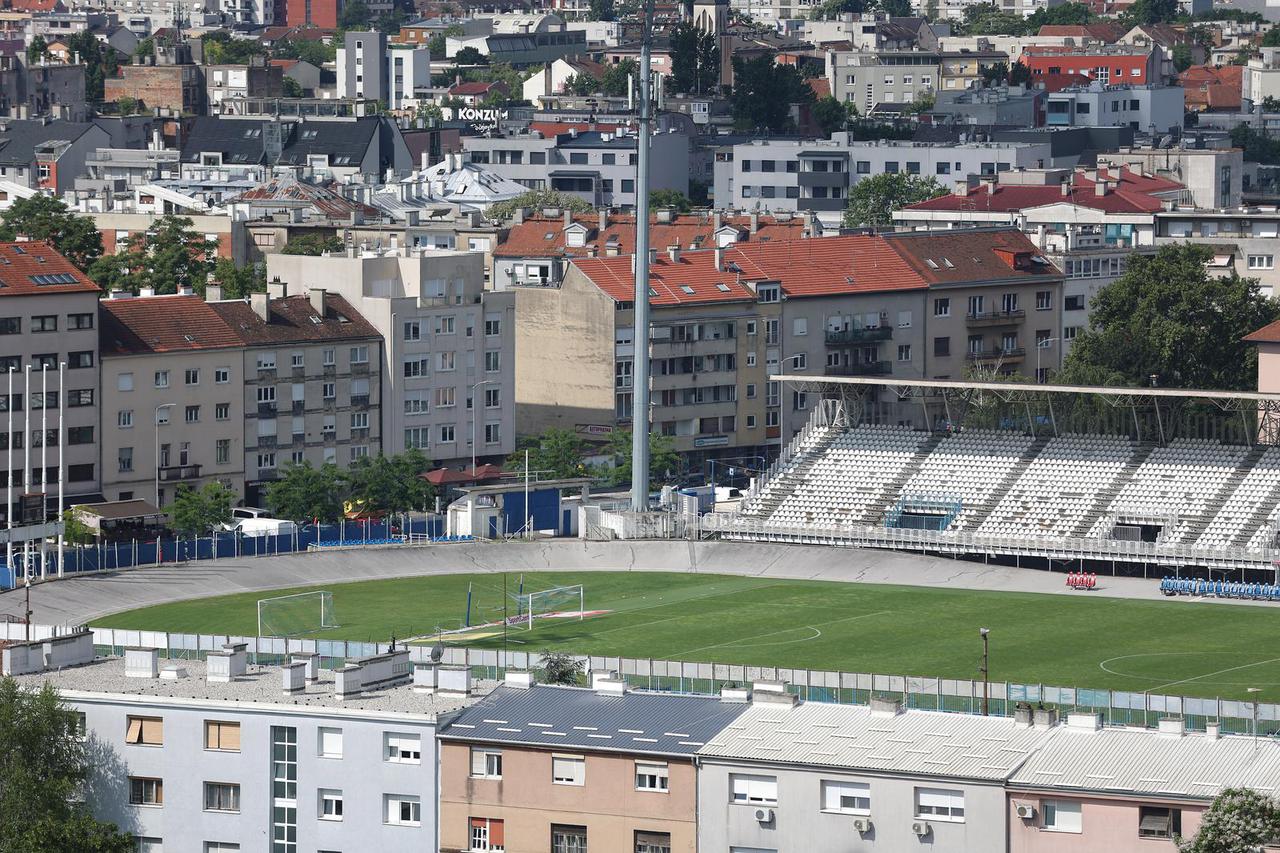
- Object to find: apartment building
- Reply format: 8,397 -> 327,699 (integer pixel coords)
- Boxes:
266,248 -> 516,466
1044,83 -> 1184,133
8,640 -> 475,853
207,287 -> 384,506
337,31 -> 387,102
0,240 -> 101,522
1153,205 -> 1280,296
98,293 -> 247,507
462,126 -> 690,211
206,60 -> 285,114
436,675 -> 747,853
827,49 -> 941,113
715,135 -> 1053,221
1018,45 -> 1160,92
1096,146 -> 1243,209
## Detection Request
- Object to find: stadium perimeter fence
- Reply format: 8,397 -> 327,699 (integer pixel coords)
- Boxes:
0,516 -> 447,588
9,622 -> 1273,738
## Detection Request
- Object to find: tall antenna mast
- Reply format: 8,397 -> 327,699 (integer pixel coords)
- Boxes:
630,0 -> 655,513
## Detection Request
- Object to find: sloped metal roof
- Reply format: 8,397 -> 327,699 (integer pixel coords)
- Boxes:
437,684 -> 748,757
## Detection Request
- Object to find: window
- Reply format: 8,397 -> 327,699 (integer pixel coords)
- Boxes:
756,284 -> 780,303
384,732 -> 421,764
154,370 -> 169,388
204,782 -> 240,812
438,316 -> 456,335
1036,290 -> 1052,310
205,721 -> 240,752
117,372 -> 134,392
30,314 -> 56,332
257,386 -> 276,404
322,348 -> 335,366
636,761 -> 669,792
290,352 -> 304,369
934,297 -> 950,317
118,409 -> 134,429
934,336 -> 950,357
484,388 -> 501,409
485,423 -> 501,444
897,310 -> 912,328
553,755 -> 585,786
485,351 -> 501,372
65,350 -> 92,369
215,367 -> 229,383
350,346 -> 369,364
404,357 -> 429,378
205,844 -> 239,852
1002,292 -> 1019,313
793,318 -> 807,337
318,727 -> 342,759
439,425 -> 456,443
135,838 -> 163,853
256,353 -> 276,371
1064,295 -> 1085,311
437,351 -> 456,372
271,727 -> 297,853
258,452 -> 276,470
1063,325 -> 1080,341
469,817 -> 504,850
351,412 -> 369,430
0,317 -> 16,334
435,387 -> 456,408
898,344 -> 912,361
319,789 -> 343,821
118,447 -> 133,473
916,787 -> 965,822
404,320 -> 420,341
216,439 -> 230,465
470,747 -> 502,778
636,831 -> 671,853
792,353 -> 807,371
129,777 -> 164,805
185,405 -> 200,423
1042,799 -> 1082,833
125,716 -> 163,746
1249,254 -> 1275,270
552,825 -> 587,853
185,368 -> 200,386
822,780 -> 870,814
730,774 -> 778,805
485,318 -> 501,336
385,794 -> 421,827
1139,806 -> 1180,839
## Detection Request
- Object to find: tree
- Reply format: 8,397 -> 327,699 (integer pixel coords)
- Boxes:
730,54 -> 813,132
600,59 -> 635,96
274,37 -> 337,66
338,0 -> 371,29
169,482 -> 235,535
202,32 -> 266,65
539,650 -> 584,685
0,195 -> 103,270
211,257 -> 264,298
669,21 -> 719,95
282,233 -> 343,255
649,189 -> 693,212
344,451 -> 436,516
588,0 -> 615,21
88,215 -> 216,294
61,509 -> 94,546
26,35 -> 48,66
282,76 -> 304,97
454,46 -> 488,66
600,429 -> 680,487
266,462 -> 347,523
562,72 -> 597,95
1264,96 -> 1280,112
1122,0 -> 1178,25
1231,124 -> 1280,165
842,173 -> 947,228
1265,27 -> 1280,47
506,428 -> 588,480
1058,244 -> 1280,392
0,678 -> 135,853
960,2 -> 1029,35
486,189 -> 593,221
1024,1 -> 1092,27
133,36 -> 155,59
811,95 -> 849,135
982,60 -> 1032,86
1178,788 -> 1280,853
114,96 -> 140,115
67,30 -> 118,102
1171,42 -> 1194,73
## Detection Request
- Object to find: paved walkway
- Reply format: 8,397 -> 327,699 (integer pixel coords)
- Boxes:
0,539 -> 1216,628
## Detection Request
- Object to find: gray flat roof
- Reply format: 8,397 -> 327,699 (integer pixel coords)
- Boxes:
774,374 -> 1280,403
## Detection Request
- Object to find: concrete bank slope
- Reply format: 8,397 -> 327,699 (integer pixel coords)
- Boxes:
0,539 -> 1180,628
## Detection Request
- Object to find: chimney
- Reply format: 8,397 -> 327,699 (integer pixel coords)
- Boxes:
139,286 -> 155,298
437,665 -> 472,697
1066,712 -> 1103,731
177,284 -> 194,296
282,661 -> 307,693
749,211 -> 760,234
267,278 -> 287,300
656,207 -> 674,224
333,664 -> 364,700
1095,180 -> 1109,197
648,247 -> 657,266
869,695 -> 904,717
713,210 -> 722,231
563,208 -> 572,228
109,289 -> 131,300
250,292 -> 269,322
205,284 -> 223,301
1060,180 -> 1071,197
207,643 -> 248,683
954,180 -> 971,197
504,670 -> 535,689
1205,721 -> 1221,740
309,287 -> 326,316
667,245 -> 680,263
290,652 -> 319,683
1158,717 -> 1186,738
714,246 -> 725,269
598,207 -> 608,234
124,647 -> 158,679
592,670 -> 627,696
720,684 -> 751,702
751,680 -> 798,706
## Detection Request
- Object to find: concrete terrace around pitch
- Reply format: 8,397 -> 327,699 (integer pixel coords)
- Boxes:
0,540 -> 1234,629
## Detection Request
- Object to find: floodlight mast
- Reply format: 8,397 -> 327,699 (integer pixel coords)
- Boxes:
630,0 -> 655,513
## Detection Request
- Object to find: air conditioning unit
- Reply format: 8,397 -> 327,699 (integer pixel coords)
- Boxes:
852,817 -> 872,834
1016,804 -> 1037,820
912,821 -> 931,837
752,807 -> 774,823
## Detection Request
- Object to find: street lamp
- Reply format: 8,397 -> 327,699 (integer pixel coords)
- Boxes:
154,403 -> 175,507
1035,337 -> 1059,384
469,380 -> 497,476
979,627 -> 991,716
1249,687 -> 1262,748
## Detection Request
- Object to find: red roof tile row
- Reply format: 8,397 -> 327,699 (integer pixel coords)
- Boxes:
495,213 -> 813,259
905,166 -> 1182,216
0,241 -> 98,297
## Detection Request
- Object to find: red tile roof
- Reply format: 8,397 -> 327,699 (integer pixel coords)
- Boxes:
882,228 -> 1062,284
99,294 -> 243,355
1180,64 -> 1242,111
495,213 -> 813,259
1037,23 -> 1123,40
1244,318 -> 1280,344
904,166 -> 1182,215
0,241 -> 98,297
806,77 -> 831,99
450,80 -> 506,96
210,293 -> 380,345
527,121 -> 626,138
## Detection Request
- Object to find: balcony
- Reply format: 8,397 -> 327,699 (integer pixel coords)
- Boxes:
351,394 -> 370,409
825,361 -> 892,377
158,463 -> 202,482
966,347 -> 1025,363
291,400 -> 305,414
825,327 -> 893,346
966,309 -> 1025,327
257,402 -> 277,417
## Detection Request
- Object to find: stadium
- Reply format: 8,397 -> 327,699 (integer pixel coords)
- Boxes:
10,375 -> 1280,730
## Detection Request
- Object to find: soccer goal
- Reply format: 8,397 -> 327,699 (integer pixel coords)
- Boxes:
257,590 -> 339,638
513,584 -> 584,630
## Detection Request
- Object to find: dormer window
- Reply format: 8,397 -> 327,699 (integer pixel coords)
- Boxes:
757,284 -> 780,303
564,222 -> 588,248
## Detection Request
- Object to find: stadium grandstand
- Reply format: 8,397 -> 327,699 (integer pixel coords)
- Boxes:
706,376 -> 1280,575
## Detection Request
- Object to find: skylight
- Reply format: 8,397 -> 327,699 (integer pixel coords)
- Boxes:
680,285 -> 694,294
29,273 -> 79,285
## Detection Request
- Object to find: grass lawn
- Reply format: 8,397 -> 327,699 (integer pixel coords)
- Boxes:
93,571 -> 1280,701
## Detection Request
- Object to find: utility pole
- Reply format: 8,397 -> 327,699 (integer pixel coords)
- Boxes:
24,575 -> 31,641
980,627 -> 990,716
630,0 -> 655,513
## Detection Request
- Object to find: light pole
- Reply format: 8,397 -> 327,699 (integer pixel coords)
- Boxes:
980,627 -> 991,716
469,379 -> 497,476
154,403 -> 175,507
1249,687 -> 1262,748
1035,337 -> 1059,383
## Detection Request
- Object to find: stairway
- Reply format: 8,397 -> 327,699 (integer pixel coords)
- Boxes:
866,432 -> 946,525
741,426 -> 841,519
1071,441 -> 1157,538
958,435 -> 1051,532
1180,445 -> 1266,544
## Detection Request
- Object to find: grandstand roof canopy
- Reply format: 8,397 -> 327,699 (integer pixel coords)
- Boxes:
774,374 -> 1280,403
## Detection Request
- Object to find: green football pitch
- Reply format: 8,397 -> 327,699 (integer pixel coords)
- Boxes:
93,571 -> 1280,702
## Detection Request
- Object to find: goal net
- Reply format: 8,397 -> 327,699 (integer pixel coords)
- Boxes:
512,584 -> 584,630
258,591 -> 339,638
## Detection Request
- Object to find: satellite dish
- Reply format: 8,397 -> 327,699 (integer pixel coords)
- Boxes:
1158,134 -> 1174,149
430,642 -> 445,663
